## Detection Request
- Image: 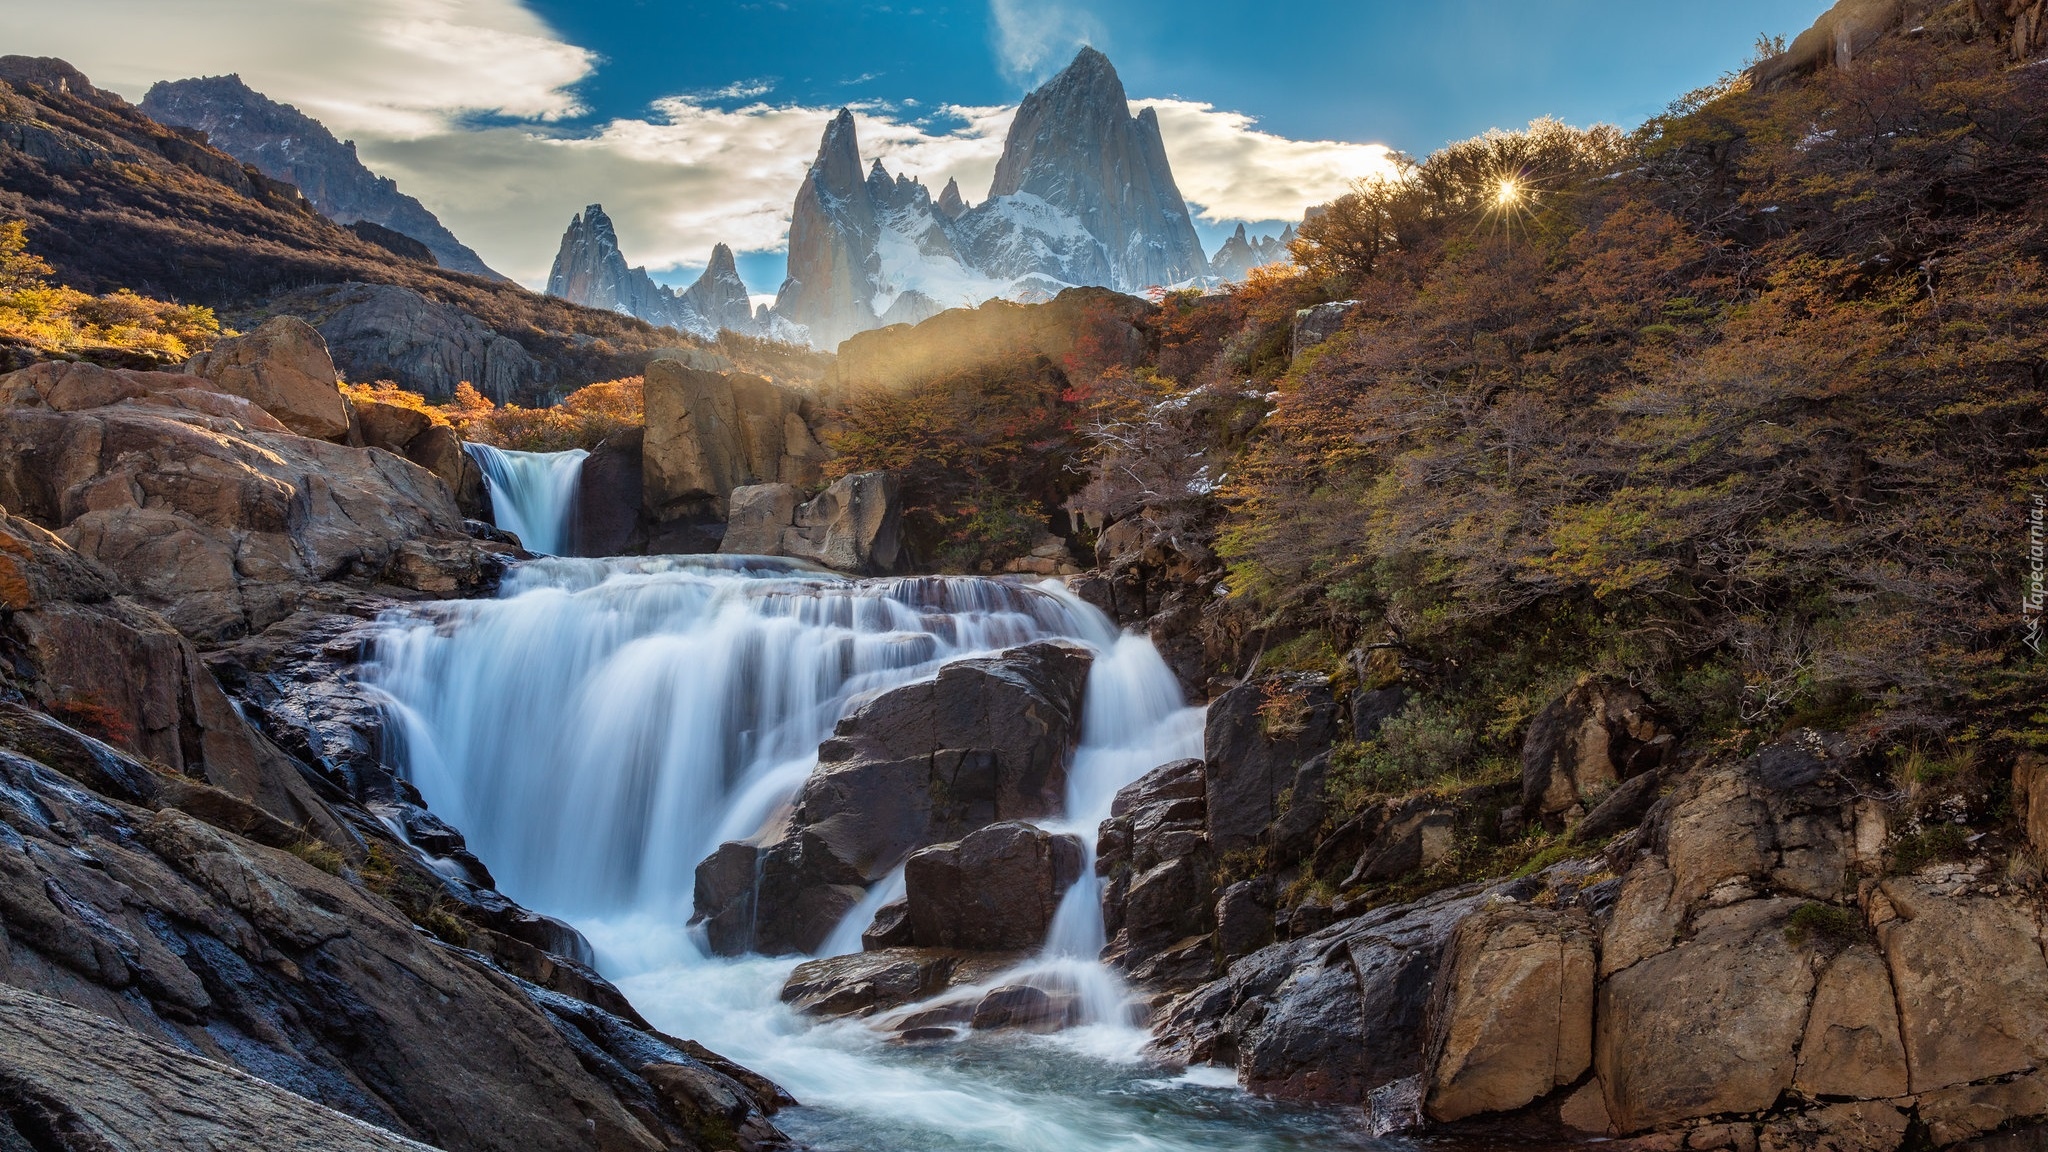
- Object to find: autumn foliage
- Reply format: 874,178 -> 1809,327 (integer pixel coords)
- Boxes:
1218,13 -> 2048,750
0,219 -> 223,364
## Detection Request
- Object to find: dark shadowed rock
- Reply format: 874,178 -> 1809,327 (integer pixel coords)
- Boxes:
780,948 -> 1025,1020
903,821 -> 1084,951
574,427 -> 645,556
1203,674 -> 1341,858
716,641 -> 1092,955
266,282 -> 541,403
1098,757 -> 1217,989
971,984 -> 1079,1033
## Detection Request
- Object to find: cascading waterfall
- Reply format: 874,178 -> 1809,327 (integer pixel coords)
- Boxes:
465,443 -> 587,555
366,555 -> 1374,1152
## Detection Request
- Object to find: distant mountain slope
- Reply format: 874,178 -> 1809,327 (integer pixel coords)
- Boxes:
140,74 -> 508,281
546,204 -> 785,340
771,47 -> 1213,350
0,56 -> 711,400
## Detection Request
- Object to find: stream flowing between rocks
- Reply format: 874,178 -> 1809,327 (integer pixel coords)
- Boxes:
362,544 -> 1393,1151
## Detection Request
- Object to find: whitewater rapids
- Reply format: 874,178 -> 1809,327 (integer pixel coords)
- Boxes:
366,551 -> 1377,1150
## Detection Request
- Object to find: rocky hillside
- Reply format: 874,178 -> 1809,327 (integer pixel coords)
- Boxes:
140,74 -> 506,281
0,317 -> 793,1150
0,56 -> 718,401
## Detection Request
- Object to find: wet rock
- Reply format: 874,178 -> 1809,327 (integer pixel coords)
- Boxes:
1151,882 -> 1493,1104
1596,898 -> 1817,1133
1203,674 -> 1341,858
970,984 -> 1078,1032
1349,685 -> 1407,741
720,482 -> 802,557
729,641 -> 1092,955
1214,878 -> 1275,961
183,316 -> 352,441
862,897 -> 914,950
903,821 -> 1084,951
1422,902 -> 1595,1122
1343,794 -> 1459,885
2012,752 -> 2048,860
0,739 -> 789,1152
0,983 -> 436,1151
404,424 -> 489,517
781,948 -> 1025,1020
1098,758 -> 1216,987
1522,676 -> 1672,825
1575,764 -> 1676,843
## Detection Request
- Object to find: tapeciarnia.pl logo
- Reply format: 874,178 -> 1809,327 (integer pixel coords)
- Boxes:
2027,493 -> 2045,654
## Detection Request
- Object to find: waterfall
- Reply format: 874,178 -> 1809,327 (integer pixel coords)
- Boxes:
362,556 -> 1369,1152
465,443 -> 587,555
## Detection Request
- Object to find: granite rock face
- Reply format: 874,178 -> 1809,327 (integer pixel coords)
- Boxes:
771,49 -> 1208,350
264,281 -> 541,402
718,472 -> 903,574
140,74 -> 505,280
546,205 -> 764,340
183,315 -> 352,440
640,359 -> 831,548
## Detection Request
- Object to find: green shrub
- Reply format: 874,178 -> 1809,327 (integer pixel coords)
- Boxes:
1784,902 -> 1863,949
1890,823 -> 1971,874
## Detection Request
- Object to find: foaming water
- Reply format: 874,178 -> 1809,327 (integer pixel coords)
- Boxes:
466,443 -> 587,555
367,555 -> 1376,1151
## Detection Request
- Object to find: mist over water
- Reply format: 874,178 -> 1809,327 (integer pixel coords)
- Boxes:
366,476 -> 1379,1150
466,442 -> 587,555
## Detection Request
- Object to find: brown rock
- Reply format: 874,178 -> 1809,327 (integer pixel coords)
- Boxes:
1917,1069 -> 2048,1147
1423,902 -> 1595,1122
573,428 -> 645,556
903,821 -> 1084,951
1877,879 -> 2048,1092
641,360 -> 829,531
719,482 -> 802,556
970,984 -> 1079,1033
1757,1103 -> 1907,1152
1596,899 -> 1816,1133
1794,945 -> 1908,1099
2013,753 -> 2048,861
355,398 -> 433,453
183,316 -> 353,440
404,424 -> 488,516
780,471 -> 902,574
1522,675 -> 1670,824
779,947 -> 1025,1019
1559,1079 -> 1616,1136
1601,858 -> 1682,976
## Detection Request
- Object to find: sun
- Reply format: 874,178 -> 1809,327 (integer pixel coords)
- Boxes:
1494,178 -> 1522,208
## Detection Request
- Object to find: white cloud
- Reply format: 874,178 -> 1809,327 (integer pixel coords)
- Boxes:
1138,99 -> 1402,224
987,0 -> 1105,85
0,0 -> 1396,287
3,0 -> 593,138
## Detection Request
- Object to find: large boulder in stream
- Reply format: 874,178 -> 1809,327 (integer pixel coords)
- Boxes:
902,821 -> 1085,951
719,472 -> 904,574
694,640 -> 1093,955
641,359 -> 831,550
1097,757 -> 1218,990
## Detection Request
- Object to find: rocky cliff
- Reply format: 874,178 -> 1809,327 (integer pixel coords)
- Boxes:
0,328 -> 794,1150
771,49 -> 1212,350
546,205 -> 766,341
140,75 -> 506,281
1208,222 -> 1294,282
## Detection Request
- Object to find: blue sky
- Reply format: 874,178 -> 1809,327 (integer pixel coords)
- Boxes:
6,0 -> 1830,292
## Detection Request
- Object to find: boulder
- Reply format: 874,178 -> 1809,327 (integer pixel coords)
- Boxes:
641,360 -> 830,542
1203,673 -> 1341,858
1150,882 -> 1495,1104
1595,899 -> 1818,1133
1290,300 -> 1357,358
970,984 -> 1079,1033
720,482 -> 802,556
781,471 -> 903,574
404,424 -> 489,517
0,373 -> 487,640
354,397 -> 433,452
1098,757 -> 1216,986
1916,1070 -> 2048,1147
780,948 -> 1024,1020
1522,675 -> 1671,825
1215,878 -> 1277,962
714,641 -> 1092,955
1342,794 -> 1459,885
903,821 -> 1084,951
2013,752 -> 2048,860
862,897 -> 914,950
183,316 -> 352,440
1422,902 -> 1596,1122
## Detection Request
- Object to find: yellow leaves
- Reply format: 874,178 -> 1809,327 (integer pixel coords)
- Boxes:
1528,484 -> 1734,599
0,219 -> 222,362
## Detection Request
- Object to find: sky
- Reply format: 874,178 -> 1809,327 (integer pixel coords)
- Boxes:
1,0 -> 1830,294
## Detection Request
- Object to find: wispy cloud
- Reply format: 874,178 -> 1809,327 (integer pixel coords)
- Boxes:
1137,99 -> 1402,223
987,0 -> 1104,85
5,0 -> 1395,288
